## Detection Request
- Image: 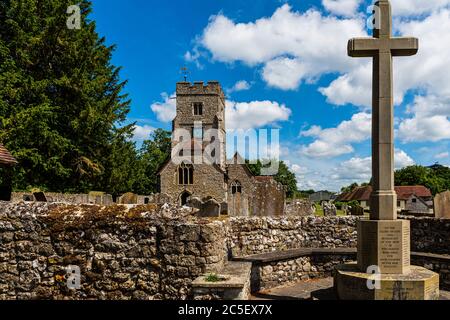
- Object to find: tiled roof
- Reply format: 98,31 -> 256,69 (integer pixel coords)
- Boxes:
336,186 -> 372,202
395,186 -> 432,199
336,185 -> 432,202
0,144 -> 17,165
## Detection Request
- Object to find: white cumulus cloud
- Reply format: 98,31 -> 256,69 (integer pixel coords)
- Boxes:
226,100 -> 292,130
391,0 -> 450,16
398,95 -> 450,142
227,80 -> 252,93
150,92 -> 291,131
150,92 -> 177,122
133,125 -> 155,141
196,4 -> 366,90
331,149 -> 414,182
300,112 -> 372,158
322,0 -> 362,17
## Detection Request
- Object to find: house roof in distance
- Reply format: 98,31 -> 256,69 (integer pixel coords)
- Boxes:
336,185 -> 432,202
0,144 -> 17,165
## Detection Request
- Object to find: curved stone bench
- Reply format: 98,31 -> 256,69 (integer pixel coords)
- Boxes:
233,248 -> 450,292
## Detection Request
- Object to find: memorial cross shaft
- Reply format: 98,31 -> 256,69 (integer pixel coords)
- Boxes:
348,0 -> 418,220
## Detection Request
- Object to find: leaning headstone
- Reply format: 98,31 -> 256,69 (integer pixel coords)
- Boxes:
434,190 -> 450,218
198,199 -> 220,217
33,192 -> 47,202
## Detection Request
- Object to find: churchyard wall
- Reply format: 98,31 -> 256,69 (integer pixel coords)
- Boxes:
405,216 -> 450,254
252,254 -> 356,291
1,202 -> 450,299
226,216 -> 359,257
0,202 -> 226,300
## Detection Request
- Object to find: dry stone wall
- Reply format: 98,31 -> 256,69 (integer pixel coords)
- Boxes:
0,202 -> 226,300
254,254 -> 355,291
2,202 -> 450,300
406,216 -> 450,254
226,216 -> 359,257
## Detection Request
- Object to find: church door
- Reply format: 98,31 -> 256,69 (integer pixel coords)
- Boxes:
180,192 -> 191,206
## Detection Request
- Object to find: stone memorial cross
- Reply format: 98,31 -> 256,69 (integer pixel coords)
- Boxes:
335,2 -> 439,300
348,0 -> 418,220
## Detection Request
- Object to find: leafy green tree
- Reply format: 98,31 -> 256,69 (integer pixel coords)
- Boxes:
133,129 -> 171,195
395,164 -> 450,195
0,0 -> 133,192
341,182 -> 360,193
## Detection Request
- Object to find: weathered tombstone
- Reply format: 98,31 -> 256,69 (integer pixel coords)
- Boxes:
33,192 -> 47,202
220,201 -> 228,215
350,205 -> 365,216
285,199 -> 315,216
323,201 -> 337,216
156,193 -> 172,205
103,194 -> 114,205
334,0 -> 439,300
434,190 -> 450,218
198,199 -> 220,217
118,192 -> 138,204
187,196 -> 203,210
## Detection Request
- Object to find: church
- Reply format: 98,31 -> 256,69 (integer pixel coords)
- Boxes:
157,81 -> 285,216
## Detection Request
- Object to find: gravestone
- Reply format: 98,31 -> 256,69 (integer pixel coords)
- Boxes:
285,199 -> 314,216
220,202 -> 228,215
334,0 -> 439,300
33,192 -> 47,202
118,192 -> 138,204
156,193 -> 172,205
350,205 -> 365,216
434,191 -> 450,218
187,196 -> 203,210
198,199 -> 220,217
323,201 -> 337,216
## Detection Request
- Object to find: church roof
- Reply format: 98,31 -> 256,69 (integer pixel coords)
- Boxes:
0,144 -> 17,166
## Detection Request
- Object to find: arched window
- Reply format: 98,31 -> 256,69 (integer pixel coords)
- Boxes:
178,162 -> 194,185
231,181 -> 242,194
193,102 -> 203,115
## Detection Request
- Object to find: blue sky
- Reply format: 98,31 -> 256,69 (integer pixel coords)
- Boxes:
90,0 -> 450,191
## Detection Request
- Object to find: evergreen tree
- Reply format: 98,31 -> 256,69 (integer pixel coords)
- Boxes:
0,0 -> 133,192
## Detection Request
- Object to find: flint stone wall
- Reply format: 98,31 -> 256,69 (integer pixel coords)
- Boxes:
226,216 -> 359,257
405,216 -> 450,255
254,254 -> 355,291
2,202 -> 450,300
0,202 -> 226,300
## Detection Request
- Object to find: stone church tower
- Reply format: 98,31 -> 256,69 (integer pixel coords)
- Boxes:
158,81 -> 229,207
158,80 -> 286,216
173,81 -> 226,169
